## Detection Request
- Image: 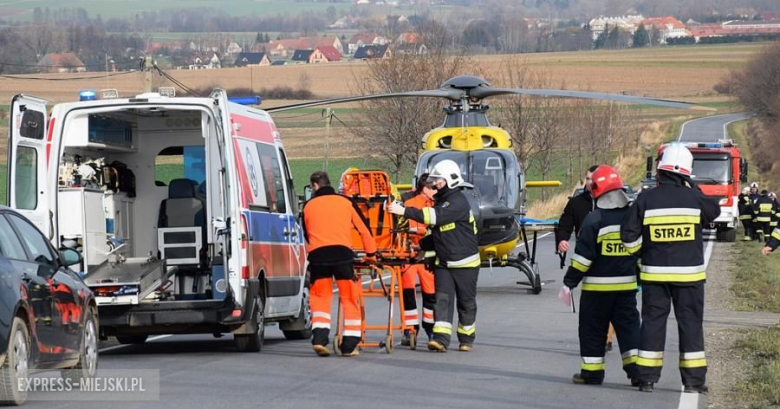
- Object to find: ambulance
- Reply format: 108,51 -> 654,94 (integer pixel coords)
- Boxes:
7,90 -> 311,352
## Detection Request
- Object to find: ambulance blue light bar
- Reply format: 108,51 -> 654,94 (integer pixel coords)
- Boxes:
228,96 -> 262,106
79,90 -> 97,101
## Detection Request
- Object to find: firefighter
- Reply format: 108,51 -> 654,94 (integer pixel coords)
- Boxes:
302,171 -> 377,357
560,165 -> 640,386
388,160 -> 480,352
753,190 -> 775,243
555,165 -> 617,351
400,174 -> 437,345
769,192 -> 778,231
620,144 -> 721,394
738,187 -> 753,241
762,227 -> 780,255
749,182 -> 761,241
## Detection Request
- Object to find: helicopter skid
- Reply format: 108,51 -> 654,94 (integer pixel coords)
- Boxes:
482,257 -> 543,294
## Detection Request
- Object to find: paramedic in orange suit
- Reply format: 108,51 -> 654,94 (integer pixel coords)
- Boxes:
401,174 -> 436,345
302,171 -> 377,357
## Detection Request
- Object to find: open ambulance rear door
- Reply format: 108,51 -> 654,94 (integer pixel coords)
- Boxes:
7,95 -> 56,238
210,90 -> 245,309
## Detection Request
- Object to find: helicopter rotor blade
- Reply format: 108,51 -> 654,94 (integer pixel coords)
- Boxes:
265,89 -> 465,113
469,88 -> 714,111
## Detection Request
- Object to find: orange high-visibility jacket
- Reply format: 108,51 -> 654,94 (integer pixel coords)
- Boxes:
303,186 -> 377,265
405,193 -> 433,245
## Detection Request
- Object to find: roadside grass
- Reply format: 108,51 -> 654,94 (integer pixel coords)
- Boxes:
735,327 -> 780,408
727,118 -> 780,408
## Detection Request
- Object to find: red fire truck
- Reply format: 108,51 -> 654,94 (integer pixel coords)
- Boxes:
644,140 -> 748,242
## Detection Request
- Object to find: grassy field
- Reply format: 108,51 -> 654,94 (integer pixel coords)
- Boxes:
725,118 -> 780,408
0,43 -> 763,104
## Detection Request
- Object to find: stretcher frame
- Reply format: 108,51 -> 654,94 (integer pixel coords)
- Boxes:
333,169 -> 420,354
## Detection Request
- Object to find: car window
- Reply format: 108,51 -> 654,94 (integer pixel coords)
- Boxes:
0,215 -> 28,260
6,214 -> 58,275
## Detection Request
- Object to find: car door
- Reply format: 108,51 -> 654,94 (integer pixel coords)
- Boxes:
8,95 -> 52,238
5,213 -> 79,359
0,213 -> 58,359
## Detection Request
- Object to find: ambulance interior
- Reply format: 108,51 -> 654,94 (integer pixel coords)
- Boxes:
57,106 -> 228,302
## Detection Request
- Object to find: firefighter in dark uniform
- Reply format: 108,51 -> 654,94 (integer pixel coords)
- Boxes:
753,190 -> 775,243
561,165 -> 640,386
738,187 -> 753,241
389,159 -> 480,353
556,165 -> 598,254
749,182 -> 761,240
621,144 -> 721,394
768,192 -> 778,231
762,227 -> 780,255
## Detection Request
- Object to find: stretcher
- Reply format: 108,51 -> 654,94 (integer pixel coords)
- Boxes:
333,170 -> 419,354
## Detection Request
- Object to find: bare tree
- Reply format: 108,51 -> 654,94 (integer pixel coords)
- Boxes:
349,50 -> 469,182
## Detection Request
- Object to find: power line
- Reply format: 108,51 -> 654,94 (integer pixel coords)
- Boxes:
153,66 -> 202,97
0,71 -> 138,81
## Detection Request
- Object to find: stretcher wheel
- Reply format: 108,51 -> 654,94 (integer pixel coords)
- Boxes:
384,335 -> 393,354
409,334 -> 417,350
333,337 -> 341,355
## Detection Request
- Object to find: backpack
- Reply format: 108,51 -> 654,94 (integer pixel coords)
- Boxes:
110,161 -> 136,197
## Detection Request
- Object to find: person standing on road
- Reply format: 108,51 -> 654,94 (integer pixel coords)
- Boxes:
388,160 -> 480,353
560,165 -> 640,387
399,174 -> 437,345
753,190 -> 775,243
302,171 -> 377,357
620,144 -> 721,394
738,187 -> 754,241
555,165 -> 598,254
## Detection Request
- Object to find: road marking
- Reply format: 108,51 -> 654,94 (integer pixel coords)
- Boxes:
99,335 -> 172,353
515,231 -> 553,249
678,113 -> 748,142
676,239 -> 714,409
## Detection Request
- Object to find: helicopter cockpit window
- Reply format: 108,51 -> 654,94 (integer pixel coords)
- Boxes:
442,111 -> 490,128
417,150 -> 518,208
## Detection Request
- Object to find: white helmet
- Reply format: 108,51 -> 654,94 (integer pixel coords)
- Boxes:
657,144 -> 693,176
742,187 -> 750,194
751,182 -> 759,189
770,192 -> 777,199
429,159 -> 464,189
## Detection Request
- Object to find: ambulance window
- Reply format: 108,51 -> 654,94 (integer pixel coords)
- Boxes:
15,147 -> 37,210
19,110 -> 44,140
278,148 -> 298,216
155,146 -> 205,186
256,143 -> 286,214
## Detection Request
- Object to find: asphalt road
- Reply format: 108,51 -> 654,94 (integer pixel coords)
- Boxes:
678,113 -> 750,142
26,233 -> 707,409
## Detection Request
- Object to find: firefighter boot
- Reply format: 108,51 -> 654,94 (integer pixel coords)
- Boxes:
684,384 -> 708,394
639,382 -> 654,392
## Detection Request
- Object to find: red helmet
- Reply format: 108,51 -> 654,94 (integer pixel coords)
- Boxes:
590,165 -> 624,199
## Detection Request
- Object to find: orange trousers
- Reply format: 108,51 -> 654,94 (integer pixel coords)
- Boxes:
401,264 -> 435,331
310,274 -> 362,350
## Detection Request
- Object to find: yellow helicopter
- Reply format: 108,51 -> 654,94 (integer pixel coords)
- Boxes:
267,75 -> 700,293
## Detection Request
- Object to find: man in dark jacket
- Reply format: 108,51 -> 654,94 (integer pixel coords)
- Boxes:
738,187 -> 753,241
621,144 -> 721,394
389,159 -> 480,353
556,165 -> 598,254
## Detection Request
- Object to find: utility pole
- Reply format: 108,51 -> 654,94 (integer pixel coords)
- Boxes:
323,108 -> 332,171
144,54 -> 153,93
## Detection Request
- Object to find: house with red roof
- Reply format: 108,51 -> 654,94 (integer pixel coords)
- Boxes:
640,17 -> 689,44
318,45 -> 342,62
37,53 -> 87,73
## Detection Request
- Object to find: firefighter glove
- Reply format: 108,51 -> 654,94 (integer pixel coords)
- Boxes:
388,201 -> 406,216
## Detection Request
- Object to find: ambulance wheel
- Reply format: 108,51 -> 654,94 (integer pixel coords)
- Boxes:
116,335 -> 148,345
384,335 -> 393,354
717,228 -> 737,243
235,298 -> 264,353
282,283 -> 312,340
0,317 -> 29,406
